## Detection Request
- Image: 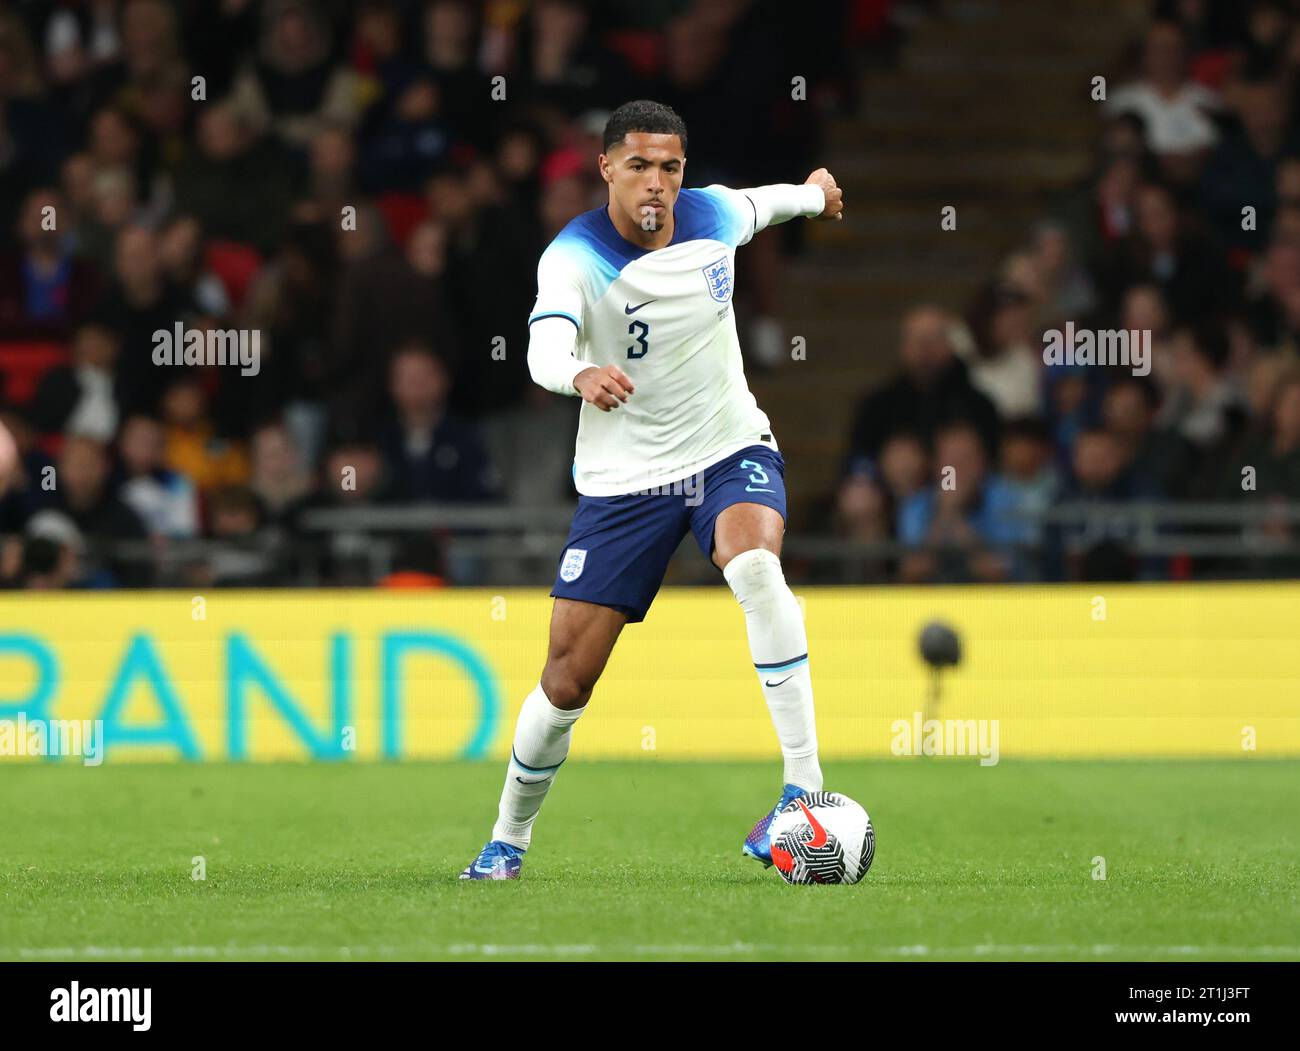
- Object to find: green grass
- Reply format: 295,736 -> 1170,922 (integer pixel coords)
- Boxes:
0,759 -> 1296,961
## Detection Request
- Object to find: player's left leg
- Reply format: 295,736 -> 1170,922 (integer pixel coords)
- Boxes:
689,445 -> 825,865
711,501 -> 824,802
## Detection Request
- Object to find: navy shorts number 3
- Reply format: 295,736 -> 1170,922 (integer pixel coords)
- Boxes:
551,444 -> 787,623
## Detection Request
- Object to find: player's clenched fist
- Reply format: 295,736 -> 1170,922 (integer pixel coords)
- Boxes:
805,168 -> 844,221
574,364 -> 635,410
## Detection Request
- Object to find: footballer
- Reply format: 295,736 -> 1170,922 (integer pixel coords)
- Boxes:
461,99 -> 844,879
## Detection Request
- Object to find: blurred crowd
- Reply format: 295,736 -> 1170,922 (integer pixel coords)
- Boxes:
0,0 -> 866,588
834,0 -> 1300,583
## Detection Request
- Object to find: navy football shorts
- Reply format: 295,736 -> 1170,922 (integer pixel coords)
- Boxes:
551,444 -> 787,623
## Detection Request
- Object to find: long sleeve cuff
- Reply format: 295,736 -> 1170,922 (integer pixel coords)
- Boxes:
745,183 -> 826,232
527,315 -> 587,396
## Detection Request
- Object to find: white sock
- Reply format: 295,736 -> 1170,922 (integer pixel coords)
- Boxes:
723,548 -> 823,792
491,683 -> 585,849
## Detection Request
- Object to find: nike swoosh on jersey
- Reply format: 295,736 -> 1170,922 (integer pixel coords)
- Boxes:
797,798 -> 828,849
765,675 -> 794,688
624,300 -> 656,314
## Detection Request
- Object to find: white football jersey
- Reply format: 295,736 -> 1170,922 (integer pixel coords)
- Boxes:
528,185 -> 780,497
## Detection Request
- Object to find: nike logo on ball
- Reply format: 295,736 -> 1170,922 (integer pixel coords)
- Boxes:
624,300 -> 656,314
797,798 -> 828,848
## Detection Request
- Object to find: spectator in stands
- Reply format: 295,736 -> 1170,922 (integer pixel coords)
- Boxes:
1227,366 -> 1300,575
896,420 -> 1022,584
100,224 -> 184,417
83,0 -> 187,129
431,161 -> 546,415
38,2 -> 122,95
238,219 -> 338,447
831,430 -> 928,579
516,0 -> 626,118
1068,426 -> 1154,504
351,0 -> 421,107
376,342 -> 499,504
46,435 -> 147,586
59,152 -> 99,253
172,103 -> 298,253
837,426 -> 925,522
86,105 -> 143,199
160,376 -> 250,493
1230,367 -> 1300,499
1199,75 -> 1297,251
1106,19 -> 1220,175
0,187 -> 101,338
17,535 -> 77,590
317,437 -> 388,507
202,484 -> 284,587
420,0 -> 496,152
330,217 -> 459,424
1157,322 -> 1247,453
299,435 -> 390,585
1120,282 -> 1175,371
1271,155 -> 1300,247
997,417 -> 1061,551
207,484 -> 261,538
157,215 -> 231,320
844,306 -> 1001,473
225,0 -> 361,153
357,74 -> 452,193
249,421 -> 316,532
1100,180 -> 1236,322
877,431 -> 931,520
961,280 -> 1043,420
52,435 -> 145,539
832,473 -> 891,548
299,121 -> 358,223
1102,375 -> 1192,498
1246,230 -> 1300,352
1029,219 -> 1098,329
1057,151 -> 1146,280
115,414 -> 199,538
1050,425 -> 1165,581
31,318 -> 122,442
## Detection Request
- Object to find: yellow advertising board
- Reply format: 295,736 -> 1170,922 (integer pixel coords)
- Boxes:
0,584 -> 1296,762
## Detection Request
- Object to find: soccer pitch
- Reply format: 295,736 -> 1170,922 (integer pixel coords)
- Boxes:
1,759 -> 1295,962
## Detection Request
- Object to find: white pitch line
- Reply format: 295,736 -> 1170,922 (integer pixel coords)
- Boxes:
6,943 -> 1300,959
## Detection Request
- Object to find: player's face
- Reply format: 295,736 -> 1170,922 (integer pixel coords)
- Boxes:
601,132 -> 684,233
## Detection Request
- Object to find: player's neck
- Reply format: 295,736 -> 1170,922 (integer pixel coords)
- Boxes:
606,202 -> 674,250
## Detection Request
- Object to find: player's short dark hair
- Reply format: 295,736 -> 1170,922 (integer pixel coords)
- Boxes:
603,100 -> 687,156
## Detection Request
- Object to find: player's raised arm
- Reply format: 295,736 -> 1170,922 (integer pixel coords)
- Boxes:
737,170 -> 843,235
802,168 -> 844,220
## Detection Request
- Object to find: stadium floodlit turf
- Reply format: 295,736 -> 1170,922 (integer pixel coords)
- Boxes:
0,759 -> 1295,962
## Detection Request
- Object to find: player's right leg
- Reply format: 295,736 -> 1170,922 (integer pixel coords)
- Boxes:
460,488 -> 688,880
460,599 -> 626,880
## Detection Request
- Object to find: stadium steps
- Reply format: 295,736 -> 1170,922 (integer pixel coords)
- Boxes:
741,0 -> 1144,530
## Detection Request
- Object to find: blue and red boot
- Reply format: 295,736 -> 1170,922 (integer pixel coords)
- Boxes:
459,840 -> 525,880
741,784 -> 807,867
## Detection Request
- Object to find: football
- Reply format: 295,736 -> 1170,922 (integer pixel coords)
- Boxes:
769,792 -> 875,885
